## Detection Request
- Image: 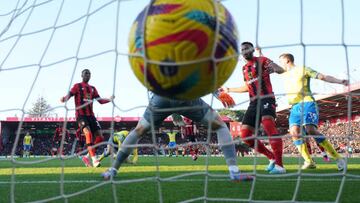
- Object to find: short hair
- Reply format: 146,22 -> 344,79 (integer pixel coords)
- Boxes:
241,41 -> 254,48
279,53 -> 294,63
82,69 -> 90,74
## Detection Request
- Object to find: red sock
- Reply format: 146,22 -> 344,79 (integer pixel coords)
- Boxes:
241,128 -> 275,160
189,146 -> 194,156
317,143 -> 325,153
84,130 -> 96,157
94,135 -> 104,145
307,139 -> 313,155
262,118 -> 283,167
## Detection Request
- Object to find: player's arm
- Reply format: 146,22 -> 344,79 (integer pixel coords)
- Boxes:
93,88 -> 115,104
268,62 -> 285,74
317,73 -> 349,86
61,84 -> 78,103
256,47 -> 285,74
96,95 -> 115,104
60,93 -> 72,102
224,85 -> 249,93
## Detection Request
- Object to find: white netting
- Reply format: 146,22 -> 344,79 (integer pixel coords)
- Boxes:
1,0 -> 360,202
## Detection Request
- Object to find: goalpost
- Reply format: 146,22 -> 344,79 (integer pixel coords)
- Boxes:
0,0 -> 359,202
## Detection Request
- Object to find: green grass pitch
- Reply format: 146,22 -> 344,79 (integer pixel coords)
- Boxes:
0,156 -> 359,202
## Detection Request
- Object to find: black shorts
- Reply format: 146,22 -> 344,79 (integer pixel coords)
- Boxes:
77,115 -> 101,134
187,134 -> 196,142
242,98 -> 276,127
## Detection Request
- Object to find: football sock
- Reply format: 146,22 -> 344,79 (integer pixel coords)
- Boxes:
317,142 -> 325,152
293,138 -> 312,163
84,130 -> 96,157
262,118 -> 283,167
216,125 -> 237,166
241,128 -> 275,160
306,139 -> 312,154
98,150 -> 108,162
319,139 -> 341,160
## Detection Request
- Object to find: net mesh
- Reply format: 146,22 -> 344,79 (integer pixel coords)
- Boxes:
0,0 -> 359,202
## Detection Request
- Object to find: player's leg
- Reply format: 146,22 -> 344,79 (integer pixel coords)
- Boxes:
303,102 -> 342,167
290,103 -> 315,169
260,98 -> 284,173
189,135 -> 198,160
28,145 -> 32,158
102,95 -> 169,179
99,142 -> 113,162
184,99 -> 253,181
77,117 -> 97,164
317,143 -> 330,162
201,109 -> 253,181
240,104 -> 276,171
23,145 -> 26,157
305,125 -> 346,171
291,126 -> 316,169
90,117 -> 105,167
26,145 -> 30,157
131,148 -> 139,164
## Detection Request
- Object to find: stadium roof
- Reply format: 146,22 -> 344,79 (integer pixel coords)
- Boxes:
276,82 -> 360,127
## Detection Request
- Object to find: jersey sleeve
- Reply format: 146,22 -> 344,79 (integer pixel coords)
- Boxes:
261,57 -> 275,74
93,86 -> 100,99
304,67 -> 319,79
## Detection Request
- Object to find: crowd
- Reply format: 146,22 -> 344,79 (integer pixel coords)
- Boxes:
1,121 -> 359,157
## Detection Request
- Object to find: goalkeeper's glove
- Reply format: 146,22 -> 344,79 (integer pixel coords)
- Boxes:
213,88 -> 235,108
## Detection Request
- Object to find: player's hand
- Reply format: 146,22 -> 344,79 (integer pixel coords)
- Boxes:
109,95 -> 115,101
60,97 -> 65,103
220,87 -> 229,93
219,92 -> 236,108
213,88 -> 235,108
255,47 -> 263,57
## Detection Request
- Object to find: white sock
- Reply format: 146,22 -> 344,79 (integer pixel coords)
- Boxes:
228,165 -> 239,172
92,156 -> 97,162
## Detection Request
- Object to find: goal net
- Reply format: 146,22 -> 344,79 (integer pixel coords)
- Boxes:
0,0 -> 359,202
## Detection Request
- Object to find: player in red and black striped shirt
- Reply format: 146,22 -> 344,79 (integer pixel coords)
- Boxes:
61,69 -> 114,167
224,42 -> 286,174
181,117 -> 199,161
52,124 -> 69,156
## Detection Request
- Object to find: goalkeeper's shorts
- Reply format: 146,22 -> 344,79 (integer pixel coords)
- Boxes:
143,94 -> 210,126
289,101 -> 319,128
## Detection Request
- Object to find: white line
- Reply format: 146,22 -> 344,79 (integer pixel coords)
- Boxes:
1,178 -> 360,184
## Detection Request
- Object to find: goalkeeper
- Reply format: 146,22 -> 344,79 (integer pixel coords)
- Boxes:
98,130 -> 138,164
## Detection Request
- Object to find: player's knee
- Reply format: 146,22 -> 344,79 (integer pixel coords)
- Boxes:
210,120 -> 226,130
240,128 -> 254,147
304,125 -> 317,135
202,109 -> 225,130
289,127 -> 301,138
135,119 -> 151,137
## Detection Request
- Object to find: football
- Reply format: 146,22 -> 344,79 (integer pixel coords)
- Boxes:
128,0 -> 239,100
